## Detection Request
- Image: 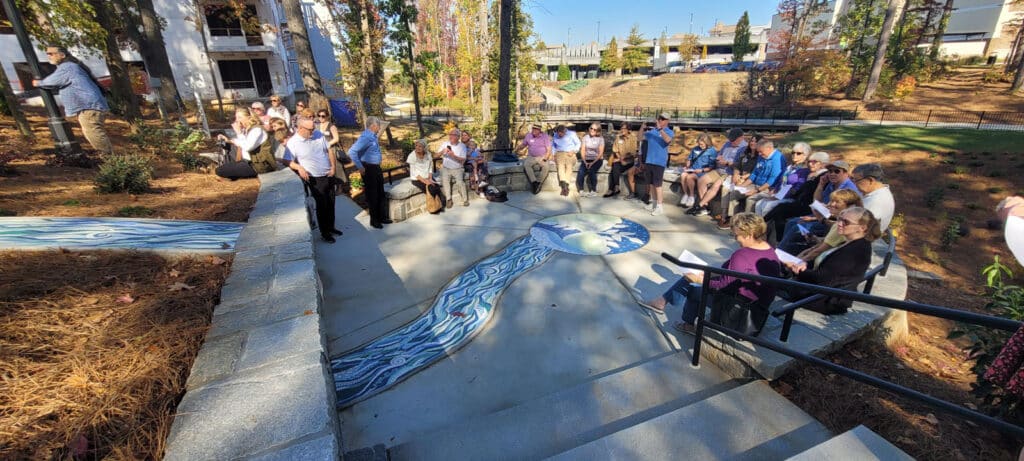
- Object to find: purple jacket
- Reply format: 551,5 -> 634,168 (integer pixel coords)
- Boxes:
710,247 -> 782,307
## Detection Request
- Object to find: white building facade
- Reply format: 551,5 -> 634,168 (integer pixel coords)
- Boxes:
0,0 -> 343,103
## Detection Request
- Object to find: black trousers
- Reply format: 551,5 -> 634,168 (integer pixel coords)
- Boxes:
307,175 -> 336,238
216,159 -> 257,180
411,179 -> 443,198
764,200 -> 811,243
608,161 -> 633,193
363,163 -> 387,225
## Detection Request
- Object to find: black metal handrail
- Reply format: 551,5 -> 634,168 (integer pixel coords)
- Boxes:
658,253 -> 1024,438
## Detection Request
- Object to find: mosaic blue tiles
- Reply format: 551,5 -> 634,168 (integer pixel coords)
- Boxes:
529,213 -> 650,255
0,217 -> 243,251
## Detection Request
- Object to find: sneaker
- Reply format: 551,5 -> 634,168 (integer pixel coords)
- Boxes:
651,204 -> 664,216
462,201 -> 470,207
687,196 -> 696,207
623,194 -> 637,201
603,190 -> 619,198
696,207 -> 710,216
678,195 -> 688,206
644,202 -> 655,212
717,219 -> 731,230
589,191 -> 599,197
685,205 -> 700,215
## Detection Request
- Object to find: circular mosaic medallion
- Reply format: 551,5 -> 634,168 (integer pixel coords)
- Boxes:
530,213 -> 650,255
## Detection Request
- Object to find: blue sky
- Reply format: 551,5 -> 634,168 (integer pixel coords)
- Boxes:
523,1 -> 778,47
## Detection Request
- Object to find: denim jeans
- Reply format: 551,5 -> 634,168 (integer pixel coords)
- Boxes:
663,278 -> 704,325
576,158 -> 604,192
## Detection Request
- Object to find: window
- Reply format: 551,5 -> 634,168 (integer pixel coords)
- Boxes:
205,4 -> 257,37
217,58 -> 272,96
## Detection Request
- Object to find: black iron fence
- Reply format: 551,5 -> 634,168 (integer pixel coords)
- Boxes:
659,253 -> 1024,439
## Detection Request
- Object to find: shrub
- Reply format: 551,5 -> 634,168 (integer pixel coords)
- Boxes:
173,127 -> 207,171
559,80 -> 589,93
116,206 -> 155,217
94,154 -> 153,194
349,172 -> 364,189
982,70 -> 1011,84
557,63 -> 571,81
940,218 -> 963,247
127,125 -> 165,152
954,257 -> 1024,426
953,166 -> 969,175
924,187 -> 945,208
892,75 -> 917,101
921,244 -> 942,266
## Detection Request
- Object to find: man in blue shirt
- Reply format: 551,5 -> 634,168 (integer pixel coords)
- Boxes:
348,116 -> 392,229
33,46 -> 112,155
642,113 -> 674,216
551,125 -> 581,196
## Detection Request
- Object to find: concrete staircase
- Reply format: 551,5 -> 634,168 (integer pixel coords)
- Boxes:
578,73 -> 747,110
383,351 -> 839,461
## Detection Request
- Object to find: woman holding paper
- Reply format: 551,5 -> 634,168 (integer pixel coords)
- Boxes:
640,213 -> 782,334
753,143 -> 812,216
677,133 -> 717,207
785,207 -> 881,315
794,189 -> 863,264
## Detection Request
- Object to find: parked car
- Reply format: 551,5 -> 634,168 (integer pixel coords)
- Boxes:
753,61 -> 782,71
727,61 -> 756,72
693,63 -> 729,73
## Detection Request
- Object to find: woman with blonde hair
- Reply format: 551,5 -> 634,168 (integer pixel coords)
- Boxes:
641,212 -> 783,335
215,107 -> 270,179
677,132 -> 717,207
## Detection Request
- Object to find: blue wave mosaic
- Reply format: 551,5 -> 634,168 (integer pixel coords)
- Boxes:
0,217 -> 243,252
331,236 -> 553,408
530,213 -> 650,255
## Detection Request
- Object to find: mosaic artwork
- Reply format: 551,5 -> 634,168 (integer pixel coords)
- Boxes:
0,217 -> 244,252
529,213 -> 650,255
331,236 -> 554,408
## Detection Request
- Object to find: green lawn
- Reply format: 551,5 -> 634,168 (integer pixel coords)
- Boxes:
781,125 -> 1024,154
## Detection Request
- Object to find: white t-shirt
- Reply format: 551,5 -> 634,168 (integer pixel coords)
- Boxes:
284,131 -> 331,177
862,185 -> 895,232
439,141 -> 467,170
266,106 -> 291,126
233,127 -> 267,161
406,150 -> 434,181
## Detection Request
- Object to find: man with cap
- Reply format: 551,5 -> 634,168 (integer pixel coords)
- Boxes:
551,125 -> 581,196
814,160 -> 860,204
641,113 -> 675,216
518,123 -> 552,194
775,159 -> 861,251
438,128 -> 470,207
851,163 -> 895,232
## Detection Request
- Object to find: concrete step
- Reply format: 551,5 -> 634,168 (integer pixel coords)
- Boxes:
786,425 -> 914,461
546,381 -> 832,461
389,352 -> 739,461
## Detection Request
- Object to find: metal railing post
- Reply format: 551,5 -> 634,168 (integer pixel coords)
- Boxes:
780,311 -> 795,342
978,111 -> 986,129
925,109 -> 932,128
880,109 -> 886,125
691,275 -> 713,367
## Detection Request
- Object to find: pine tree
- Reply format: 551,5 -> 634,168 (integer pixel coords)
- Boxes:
600,37 -> 621,73
863,0 -> 906,101
733,11 -> 752,62
621,25 -> 648,74
557,63 -> 571,81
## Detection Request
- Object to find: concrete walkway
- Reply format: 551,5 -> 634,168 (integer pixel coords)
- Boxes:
318,190 -> 911,459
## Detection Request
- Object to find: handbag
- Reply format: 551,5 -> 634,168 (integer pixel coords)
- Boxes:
424,185 -> 443,213
708,291 -> 769,337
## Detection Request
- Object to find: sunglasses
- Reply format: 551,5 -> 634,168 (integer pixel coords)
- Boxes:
317,114 -> 329,118
827,168 -> 844,174
296,103 -> 306,107
837,217 -> 860,227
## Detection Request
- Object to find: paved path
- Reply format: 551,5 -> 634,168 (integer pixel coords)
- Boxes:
0,217 -> 243,252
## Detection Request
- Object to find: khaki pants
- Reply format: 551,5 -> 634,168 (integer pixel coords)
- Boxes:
78,110 -> 113,155
441,166 -> 468,205
523,156 -> 550,183
554,151 -> 576,184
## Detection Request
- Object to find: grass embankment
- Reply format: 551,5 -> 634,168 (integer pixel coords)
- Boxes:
785,125 -> 1024,155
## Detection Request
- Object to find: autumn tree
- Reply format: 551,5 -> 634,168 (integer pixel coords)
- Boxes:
600,36 -> 621,74
733,11 -> 752,62
863,0 -> 907,101
282,0 -> 328,112
621,25 -> 648,74
658,30 -> 668,56
676,34 -> 699,66
331,0 -> 387,121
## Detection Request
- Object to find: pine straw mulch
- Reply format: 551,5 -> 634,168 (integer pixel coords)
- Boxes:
0,250 -> 231,460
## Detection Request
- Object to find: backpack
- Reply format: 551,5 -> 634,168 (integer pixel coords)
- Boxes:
483,185 -> 508,202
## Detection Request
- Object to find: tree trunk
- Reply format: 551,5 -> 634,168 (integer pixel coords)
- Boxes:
282,0 -> 327,111
136,0 -> 183,120
929,0 -> 955,60
863,0 -> 905,101
495,0 -> 512,149
1012,39 -> 1024,92
193,0 -> 225,121
359,0 -> 385,117
405,24 -> 424,137
0,64 -> 32,137
88,0 -> 140,128
479,2 -> 490,123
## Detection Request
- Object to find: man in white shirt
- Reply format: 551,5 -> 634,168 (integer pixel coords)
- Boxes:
438,129 -> 469,207
286,118 -> 340,243
851,163 -> 895,232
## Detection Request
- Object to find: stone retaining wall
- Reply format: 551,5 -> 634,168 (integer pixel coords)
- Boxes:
164,170 -> 341,460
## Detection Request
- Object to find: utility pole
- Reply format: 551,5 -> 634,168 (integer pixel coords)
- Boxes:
567,27 -> 571,47
690,13 -> 694,35
1,0 -> 81,156
597,21 -> 601,44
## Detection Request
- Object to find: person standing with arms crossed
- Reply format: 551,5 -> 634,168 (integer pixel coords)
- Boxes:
642,113 -> 675,216
348,116 -> 392,229
33,46 -> 113,155
285,118 -> 340,242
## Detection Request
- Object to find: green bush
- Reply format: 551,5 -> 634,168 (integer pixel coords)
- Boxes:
94,154 -> 153,194
557,63 -> 571,81
559,80 -> 589,93
173,127 -> 207,171
954,257 -> 1024,426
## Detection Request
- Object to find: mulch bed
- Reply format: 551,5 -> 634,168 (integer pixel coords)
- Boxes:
0,250 -> 231,460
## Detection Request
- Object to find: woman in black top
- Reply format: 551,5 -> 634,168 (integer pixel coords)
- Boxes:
785,207 -> 882,315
